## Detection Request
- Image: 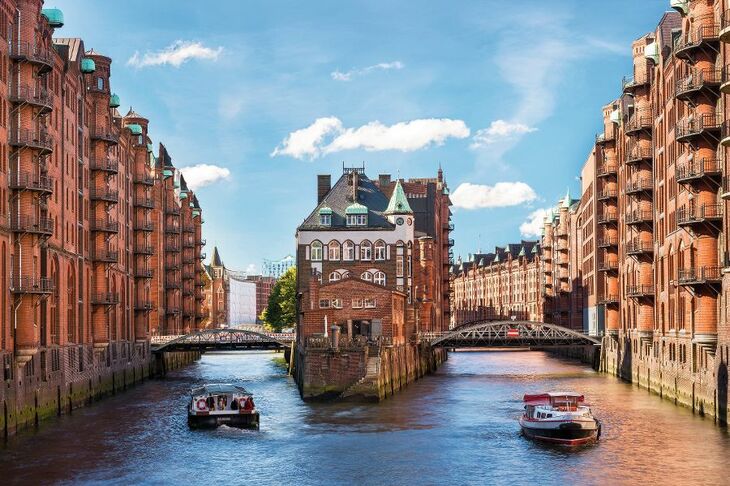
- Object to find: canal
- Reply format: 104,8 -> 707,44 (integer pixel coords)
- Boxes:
2,350 -> 729,484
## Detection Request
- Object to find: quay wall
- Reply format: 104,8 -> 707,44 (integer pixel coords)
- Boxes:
1,346 -> 200,437
295,342 -> 446,401
602,335 -> 729,425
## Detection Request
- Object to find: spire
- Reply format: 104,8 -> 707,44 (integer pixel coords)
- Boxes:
562,187 -> 571,209
211,246 -> 223,267
385,179 -> 413,215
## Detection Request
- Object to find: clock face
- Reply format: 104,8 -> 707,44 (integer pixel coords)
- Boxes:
396,217 -> 404,225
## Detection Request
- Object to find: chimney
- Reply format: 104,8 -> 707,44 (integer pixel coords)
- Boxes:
379,174 -> 391,188
352,171 -> 359,202
317,175 -> 331,203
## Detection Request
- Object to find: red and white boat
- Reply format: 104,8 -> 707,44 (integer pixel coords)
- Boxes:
519,392 -> 600,446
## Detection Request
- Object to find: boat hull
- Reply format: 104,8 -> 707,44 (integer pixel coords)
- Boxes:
188,411 -> 260,429
520,418 -> 600,446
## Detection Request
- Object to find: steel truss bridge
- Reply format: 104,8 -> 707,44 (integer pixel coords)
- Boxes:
422,320 -> 601,348
151,328 -> 295,353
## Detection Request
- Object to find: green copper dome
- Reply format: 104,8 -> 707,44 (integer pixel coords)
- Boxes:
162,169 -> 173,178
109,93 -> 120,108
41,8 -> 64,28
345,202 -> 368,215
318,206 -> 333,215
126,123 -> 143,135
81,58 -> 95,74
192,209 -> 201,217
385,180 -> 413,215
180,192 -> 188,200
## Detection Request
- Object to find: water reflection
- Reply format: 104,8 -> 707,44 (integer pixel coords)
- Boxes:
2,350 -> 729,485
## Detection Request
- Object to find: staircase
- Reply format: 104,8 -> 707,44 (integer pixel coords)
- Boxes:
341,357 -> 381,398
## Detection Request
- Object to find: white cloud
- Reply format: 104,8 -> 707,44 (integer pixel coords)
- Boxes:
471,120 -> 537,147
127,40 -> 223,68
179,164 -> 231,190
331,61 -> 404,81
271,117 -> 469,160
451,182 -> 537,210
245,263 -> 258,275
520,208 -> 551,237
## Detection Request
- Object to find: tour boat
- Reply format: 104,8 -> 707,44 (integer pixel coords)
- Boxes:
519,392 -> 600,446
187,384 -> 260,429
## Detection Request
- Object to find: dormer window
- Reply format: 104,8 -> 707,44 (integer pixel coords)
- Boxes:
319,206 -> 333,226
345,203 -> 368,226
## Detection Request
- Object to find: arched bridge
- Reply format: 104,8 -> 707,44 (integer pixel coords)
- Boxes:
151,328 -> 295,353
423,321 -> 601,348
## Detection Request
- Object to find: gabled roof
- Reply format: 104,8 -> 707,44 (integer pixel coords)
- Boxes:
384,179 -> 413,215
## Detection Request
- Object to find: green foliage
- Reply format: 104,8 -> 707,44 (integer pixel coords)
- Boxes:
261,266 -> 297,332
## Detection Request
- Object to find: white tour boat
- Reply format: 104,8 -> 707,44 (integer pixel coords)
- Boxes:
519,392 -> 600,446
187,384 -> 260,429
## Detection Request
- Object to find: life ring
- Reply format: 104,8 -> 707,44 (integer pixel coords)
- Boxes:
196,398 -> 207,410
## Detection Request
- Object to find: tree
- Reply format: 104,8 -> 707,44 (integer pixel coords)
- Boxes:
261,266 -> 297,331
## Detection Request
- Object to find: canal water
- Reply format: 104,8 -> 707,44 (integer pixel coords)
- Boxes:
2,350 -> 730,485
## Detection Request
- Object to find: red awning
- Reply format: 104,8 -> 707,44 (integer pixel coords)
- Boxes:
523,393 -> 551,405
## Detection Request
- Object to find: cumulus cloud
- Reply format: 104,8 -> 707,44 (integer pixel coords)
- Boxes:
179,164 -> 231,190
471,120 -> 537,148
451,182 -> 537,210
331,61 -> 404,81
519,207 -> 551,237
271,117 -> 469,160
127,40 -> 223,68
245,263 -> 258,275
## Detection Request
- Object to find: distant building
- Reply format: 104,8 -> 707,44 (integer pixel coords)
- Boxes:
245,275 -> 277,321
206,247 -> 229,328
263,255 -> 295,279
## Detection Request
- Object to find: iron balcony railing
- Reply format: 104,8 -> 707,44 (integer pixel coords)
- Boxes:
91,219 -> 119,233
675,20 -> 720,60
166,261 -> 181,271
597,164 -> 618,177
722,9 -> 730,40
597,237 -> 618,248
625,178 -> 653,194
135,267 -> 153,278
134,175 -> 155,186
597,189 -> 618,201
597,211 -> 618,224
676,157 -> 721,183
625,210 -> 653,225
91,249 -> 119,263
166,243 -> 181,252
627,285 -> 654,298
166,307 -> 181,315
89,126 -> 119,144
135,301 -> 154,311
9,84 -> 54,111
9,172 -> 53,193
598,259 -> 619,272
675,113 -> 721,142
9,215 -> 53,235
165,205 -> 181,215
182,239 -> 194,248
197,238 -> 206,246
183,224 -> 195,233
675,68 -> 721,100
677,204 -> 723,226
134,220 -> 154,231
134,244 -> 154,255
165,225 -> 180,234
595,131 -> 616,144
134,196 -> 155,209
9,42 -> 53,70
91,293 -> 120,305
90,187 -> 119,203
677,266 -> 722,285
9,128 -> 54,151
166,278 -> 182,289
625,112 -> 653,134
626,240 -> 653,256
199,253 -> 207,260
625,145 -> 653,165
598,294 -> 619,305
622,74 -> 649,93
10,276 -> 54,294
90,157 -> 119,173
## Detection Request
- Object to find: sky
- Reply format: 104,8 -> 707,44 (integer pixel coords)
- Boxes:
51,0 -> 669,273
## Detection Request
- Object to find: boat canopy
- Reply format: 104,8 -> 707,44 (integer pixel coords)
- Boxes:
523,392 -> 584,405
191,384 -> 251,396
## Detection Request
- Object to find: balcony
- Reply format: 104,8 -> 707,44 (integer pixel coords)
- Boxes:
542,240 -> 552,249
9,42 -> 53,72
166,307 -> 181,315
91,293 -> 120,306
625,178 -> 653,195
677,266 -> 722,287
164,225 -> 180,234
597,237 -> 618,248
625,210 -> 653,226
676,68 -> 722,102
675,21 -> 719,61
676,158 -> 721,184
134,196 -> 155,209
720,120 -> 730,147
675,114 -> 721,143
182,239 -> 194,248
166,278 -> 182,289
597,189 -> 617,201
198,238 -> 206,246
597,211 -> 618,224
134,220 -> 154,232
183,224 -> 195,233
165,205 -> 181,215
627,285 -> 654,298
166,243 -> 181,252
135,301 -> 154,312
183,270 -> 195,280
622,74 -> 649,94
9,128 -> 54,152
722,177 -> 730,200
595,131 -> 615,145
598,294 -> 619,305
134,244 -> 154,255
557,241 -> 569,252
598,259 -> 619,272
721,10 -> 730,43
677,204 -> 722,227
90,187 -> 119,203
9,172 -> 53,194
625,146 -> 653,165
90,157 -> 119,174
90,126 -> 119,144
91,249 -> 119,263
91,219 -> 119,234
134,175 -> 154,186
10,216 -> 53,236
166,261 -> 181,271
135,267 -> 153,279
597,164 -> 618,178
625,112 -> 653,135
199,253 -> 207,260
9,84 -> 54,112
10,276 -> 53,294
447,238 -> 455,247
626,240 -> 653,257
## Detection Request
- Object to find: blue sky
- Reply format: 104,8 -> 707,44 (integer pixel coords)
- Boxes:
52,0 -> 668,272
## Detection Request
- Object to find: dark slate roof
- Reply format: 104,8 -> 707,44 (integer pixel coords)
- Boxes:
299,172 -> 395,231
53,37 -> 83,62
211,246 -> 223,267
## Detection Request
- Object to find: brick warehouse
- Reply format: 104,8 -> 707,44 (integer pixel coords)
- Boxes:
295,167 -> 451,400
0,1 -> 207,435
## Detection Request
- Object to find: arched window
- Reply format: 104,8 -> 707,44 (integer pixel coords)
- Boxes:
328,241 -> 340,261
374,240 -> 386,260
329,271 -> 341,282
311,241 -> 323,261
361,271 -> 373,282
373,271 -> 386,286
343,241 -> 355,261
341,270 -> 351,279
360,240 -> 372,261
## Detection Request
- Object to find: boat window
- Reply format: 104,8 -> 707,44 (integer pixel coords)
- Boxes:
547,414 -> 552,418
